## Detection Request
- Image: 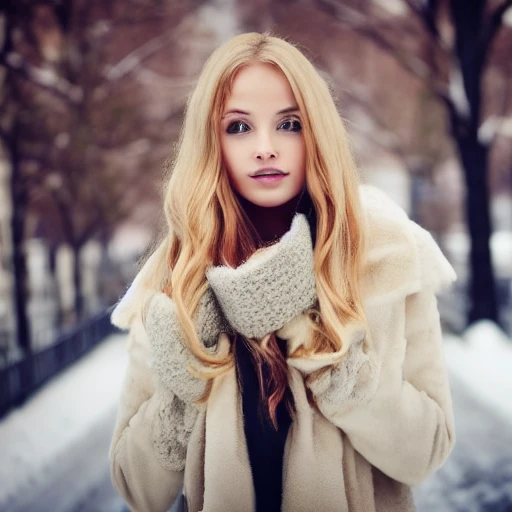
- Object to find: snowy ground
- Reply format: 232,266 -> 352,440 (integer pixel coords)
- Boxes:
0,334 -> 128,512
413,372 -> 512,512
443,321 -> 512,424
0,321 -> 511,512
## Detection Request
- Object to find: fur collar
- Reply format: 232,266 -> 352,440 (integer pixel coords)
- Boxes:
359,184 -> 421,306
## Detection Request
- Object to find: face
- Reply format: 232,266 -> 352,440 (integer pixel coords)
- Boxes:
219,63 -> 306,208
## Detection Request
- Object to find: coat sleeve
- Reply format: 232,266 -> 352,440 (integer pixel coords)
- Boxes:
109,313 -> 186,512
296,223 -> 457,486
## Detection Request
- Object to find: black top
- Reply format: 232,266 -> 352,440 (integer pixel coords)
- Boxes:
235,336 -> 293,512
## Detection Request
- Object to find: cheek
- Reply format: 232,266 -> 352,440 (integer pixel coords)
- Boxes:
290,137 -> 306,169
221,144 -> 244,191
221,140 -> 243,171
294,139 -> 307,187
299,140 -> 306,165
220,142 -> 234,175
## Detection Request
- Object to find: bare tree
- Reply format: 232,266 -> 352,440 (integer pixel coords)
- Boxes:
0,0 -> 205,351
307,0 -> 512,327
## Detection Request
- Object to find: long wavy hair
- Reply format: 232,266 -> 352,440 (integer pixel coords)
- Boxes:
139,32 -> 368,428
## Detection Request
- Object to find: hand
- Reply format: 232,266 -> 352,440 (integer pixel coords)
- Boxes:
145,288 -> 231,404
279,314 -> 379,415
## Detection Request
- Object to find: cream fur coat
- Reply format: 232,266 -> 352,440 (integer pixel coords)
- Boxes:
109,184 -> 457,512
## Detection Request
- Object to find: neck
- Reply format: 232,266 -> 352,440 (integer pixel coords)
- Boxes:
238,194 -> 303,246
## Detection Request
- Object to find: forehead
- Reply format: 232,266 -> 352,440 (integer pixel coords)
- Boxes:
224,62 -> 297,110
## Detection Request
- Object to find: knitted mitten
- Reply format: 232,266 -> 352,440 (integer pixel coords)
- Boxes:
145,287 -> 230,471
280,313 -> 380,418
152,391 -> 200,471
145,287 -> 230,404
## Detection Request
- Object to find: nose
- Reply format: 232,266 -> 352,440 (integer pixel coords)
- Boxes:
255,150 -> 277,160
254,131 -> 278,161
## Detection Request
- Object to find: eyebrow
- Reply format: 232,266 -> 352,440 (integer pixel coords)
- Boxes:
222,105 -> 300,119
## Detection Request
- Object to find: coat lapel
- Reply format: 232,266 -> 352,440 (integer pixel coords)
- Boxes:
201,367 -> 254,512
281,367 -> 349,512
183,408 -> 206,512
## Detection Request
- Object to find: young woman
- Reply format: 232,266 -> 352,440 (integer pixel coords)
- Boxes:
109,32 -> 456,512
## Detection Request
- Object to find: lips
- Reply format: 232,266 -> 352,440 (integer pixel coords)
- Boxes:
250,174 -> 288,184
250,167 -> 288,177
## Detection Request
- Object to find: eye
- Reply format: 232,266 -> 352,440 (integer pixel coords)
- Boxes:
278,118 -> 302,133
226,120 -> 250,134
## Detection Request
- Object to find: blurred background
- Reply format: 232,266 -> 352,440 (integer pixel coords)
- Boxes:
0,1 -> 511,511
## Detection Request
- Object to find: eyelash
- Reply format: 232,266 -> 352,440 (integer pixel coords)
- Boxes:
225,118 -> 302,134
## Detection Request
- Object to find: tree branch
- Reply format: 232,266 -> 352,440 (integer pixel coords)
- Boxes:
342,88 -> 407,157
313,0 -> 451,103
315,0 -> 427,74
0,51 -> 83,104
403,0 -> 451,57
103,21 -> 187,82
0,15 -> 186,105
480,0 -> 512,60
1,5 -> 80,103
404,0 -> 440,38
478,60 -> 512,145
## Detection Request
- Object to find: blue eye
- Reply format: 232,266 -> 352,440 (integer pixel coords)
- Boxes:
226,121 -> 250,134
278,119 -> 302,132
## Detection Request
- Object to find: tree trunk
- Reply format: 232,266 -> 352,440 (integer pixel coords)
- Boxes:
47,242 -> 63,326
455,136 -> 498,324
8,134 -> 31,354
449,0 -> 499,326
72,242 -> 84,320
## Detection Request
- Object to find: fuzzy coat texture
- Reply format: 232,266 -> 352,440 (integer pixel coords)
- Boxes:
109,184 -> 457,512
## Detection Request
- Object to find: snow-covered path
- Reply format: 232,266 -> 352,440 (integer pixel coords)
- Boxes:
1,324 -> 511,512
413,372 -> 512,511
0,334 -> 127,512
4,408 -> 124,512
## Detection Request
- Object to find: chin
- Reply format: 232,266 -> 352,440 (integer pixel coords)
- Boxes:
244,190 -> 301,208
251,197 -> 295,208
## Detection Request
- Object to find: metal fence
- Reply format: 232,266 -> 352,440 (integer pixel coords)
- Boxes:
0,308 -> 117,419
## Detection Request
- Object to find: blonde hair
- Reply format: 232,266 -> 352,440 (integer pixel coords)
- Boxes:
140,32 -> 368,424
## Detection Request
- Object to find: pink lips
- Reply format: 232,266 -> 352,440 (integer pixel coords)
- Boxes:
251,174 -> 287,183
250,168 -> 288,184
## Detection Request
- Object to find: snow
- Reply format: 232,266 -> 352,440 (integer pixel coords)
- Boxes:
0,334 -> 128,509
505,6 -> 512,26
491,231 -> 512,277
0,318 -> 511,510
444,321 -> 512,424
